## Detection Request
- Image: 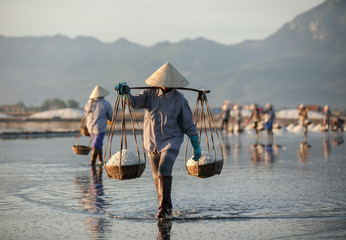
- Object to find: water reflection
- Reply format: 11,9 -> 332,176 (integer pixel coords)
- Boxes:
232,134 -> 242,163
157,220 -> 172,240
221,132 -> 231,157
322,133 -> 331,160
73,165 -> 108,239
297,137 -> 311,162
84,217 -> 109,240
331,132 -> 344,146
248,137 -> 282,166
264,144 -> 275,164
249,139 -> 264,164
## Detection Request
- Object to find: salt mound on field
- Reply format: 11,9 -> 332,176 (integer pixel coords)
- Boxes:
186,151 -> 222,166
291,125 -> 304,133
30,108 -> 84,119
106,149 -> 144,166
309,123 -> 323,132
230,109 -> 252,118
0,113 -> 12,118
276,109 -> 323,119
286,123 -> 296,132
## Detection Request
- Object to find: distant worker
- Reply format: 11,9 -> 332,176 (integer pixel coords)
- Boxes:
331,116 -> 344,132
297,103 -> 310,135
220,101 -> 231,132
322,105 -> 331,131
247,103 -> 262,135
233,104 -> 243,132
263,103 -> 276,138
84,85 -> 113,165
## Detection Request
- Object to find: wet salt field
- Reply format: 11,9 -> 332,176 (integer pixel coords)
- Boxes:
0,131 -> 345,239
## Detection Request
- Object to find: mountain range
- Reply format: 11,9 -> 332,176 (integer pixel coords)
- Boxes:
0,0 -> 345,109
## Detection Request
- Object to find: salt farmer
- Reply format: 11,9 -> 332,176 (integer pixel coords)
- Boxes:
220,101 -> 231,132
263,103 -> 276,138
233,104 -> 243,132
84,85 -> 113,165
297,103 -> 309,135
322,105 -> 331,131
331,116 -> 344,132
115,63 -> 201,220
246,103 -> 262,135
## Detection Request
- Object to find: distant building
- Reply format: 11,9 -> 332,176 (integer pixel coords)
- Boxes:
304,105 -> 322,112
0,104 -> 26,113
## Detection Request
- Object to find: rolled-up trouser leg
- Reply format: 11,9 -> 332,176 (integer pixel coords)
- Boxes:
97,148 -> 103,164
91,132 -> 105,165
148,149 -> 179,212
90,149 -> 98,165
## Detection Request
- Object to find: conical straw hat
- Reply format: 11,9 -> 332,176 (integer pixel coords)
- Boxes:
145,62 -> 189,88
89,85 -> 110,99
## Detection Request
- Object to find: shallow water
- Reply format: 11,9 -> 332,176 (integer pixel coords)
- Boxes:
0,131 -> 345,239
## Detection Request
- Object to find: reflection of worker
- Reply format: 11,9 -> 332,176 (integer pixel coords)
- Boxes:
247,104 -> 262,135
221,133 -> 231,157
249,139 -> 264,164
264,144 -> 275,165
84,85 -> 113,165
233,135 -> 242,163
297,103 -> 310,136
220,101 -> 231,132
332,133 -> 344,146
157,220 -> 172,240
115,63 -> 201,220
297,138 -> 311,162
74,166 -> 107,239
322,133 -> 331,160
233,105 -> 243,132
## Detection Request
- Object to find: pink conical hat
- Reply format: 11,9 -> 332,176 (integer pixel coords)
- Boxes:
145,62 -> 189,88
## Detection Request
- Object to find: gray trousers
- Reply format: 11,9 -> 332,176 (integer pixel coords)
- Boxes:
148,149 -> 179,178
148,149 -> 179,211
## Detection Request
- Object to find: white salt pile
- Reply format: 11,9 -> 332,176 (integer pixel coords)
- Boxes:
276,109 -> 323,119
30,108 -> 84,119
0,113 -> 12,118
106,149 -> 144,166
186,151 -> 222,166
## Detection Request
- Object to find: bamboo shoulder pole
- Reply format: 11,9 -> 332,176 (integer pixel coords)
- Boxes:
128,86 -> 210,93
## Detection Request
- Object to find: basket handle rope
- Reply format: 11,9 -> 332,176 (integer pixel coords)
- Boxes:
104,92 -> 146,178
104,94 -> 121,166
204,94 -> 224,174
125,94 -> 146,176
184,90 -> 224,176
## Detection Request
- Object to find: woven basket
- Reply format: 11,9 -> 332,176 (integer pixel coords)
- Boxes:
72,145 -> 92,155
186,160 -> 223,178
105,163 -> 145,180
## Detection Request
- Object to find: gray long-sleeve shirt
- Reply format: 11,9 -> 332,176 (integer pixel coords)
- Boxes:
84,98 -> 113,134
129,88 -> 197,152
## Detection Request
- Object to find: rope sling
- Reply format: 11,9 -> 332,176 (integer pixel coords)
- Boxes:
72,100 -> 94,155
120,86 -> 223,178
184,90 -> 224,178
103,92 -> 146,180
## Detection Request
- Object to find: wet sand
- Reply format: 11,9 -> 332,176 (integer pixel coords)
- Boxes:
0,132 -> 345,239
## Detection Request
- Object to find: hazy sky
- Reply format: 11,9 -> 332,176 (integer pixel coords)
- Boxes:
1,0 -> 325,46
